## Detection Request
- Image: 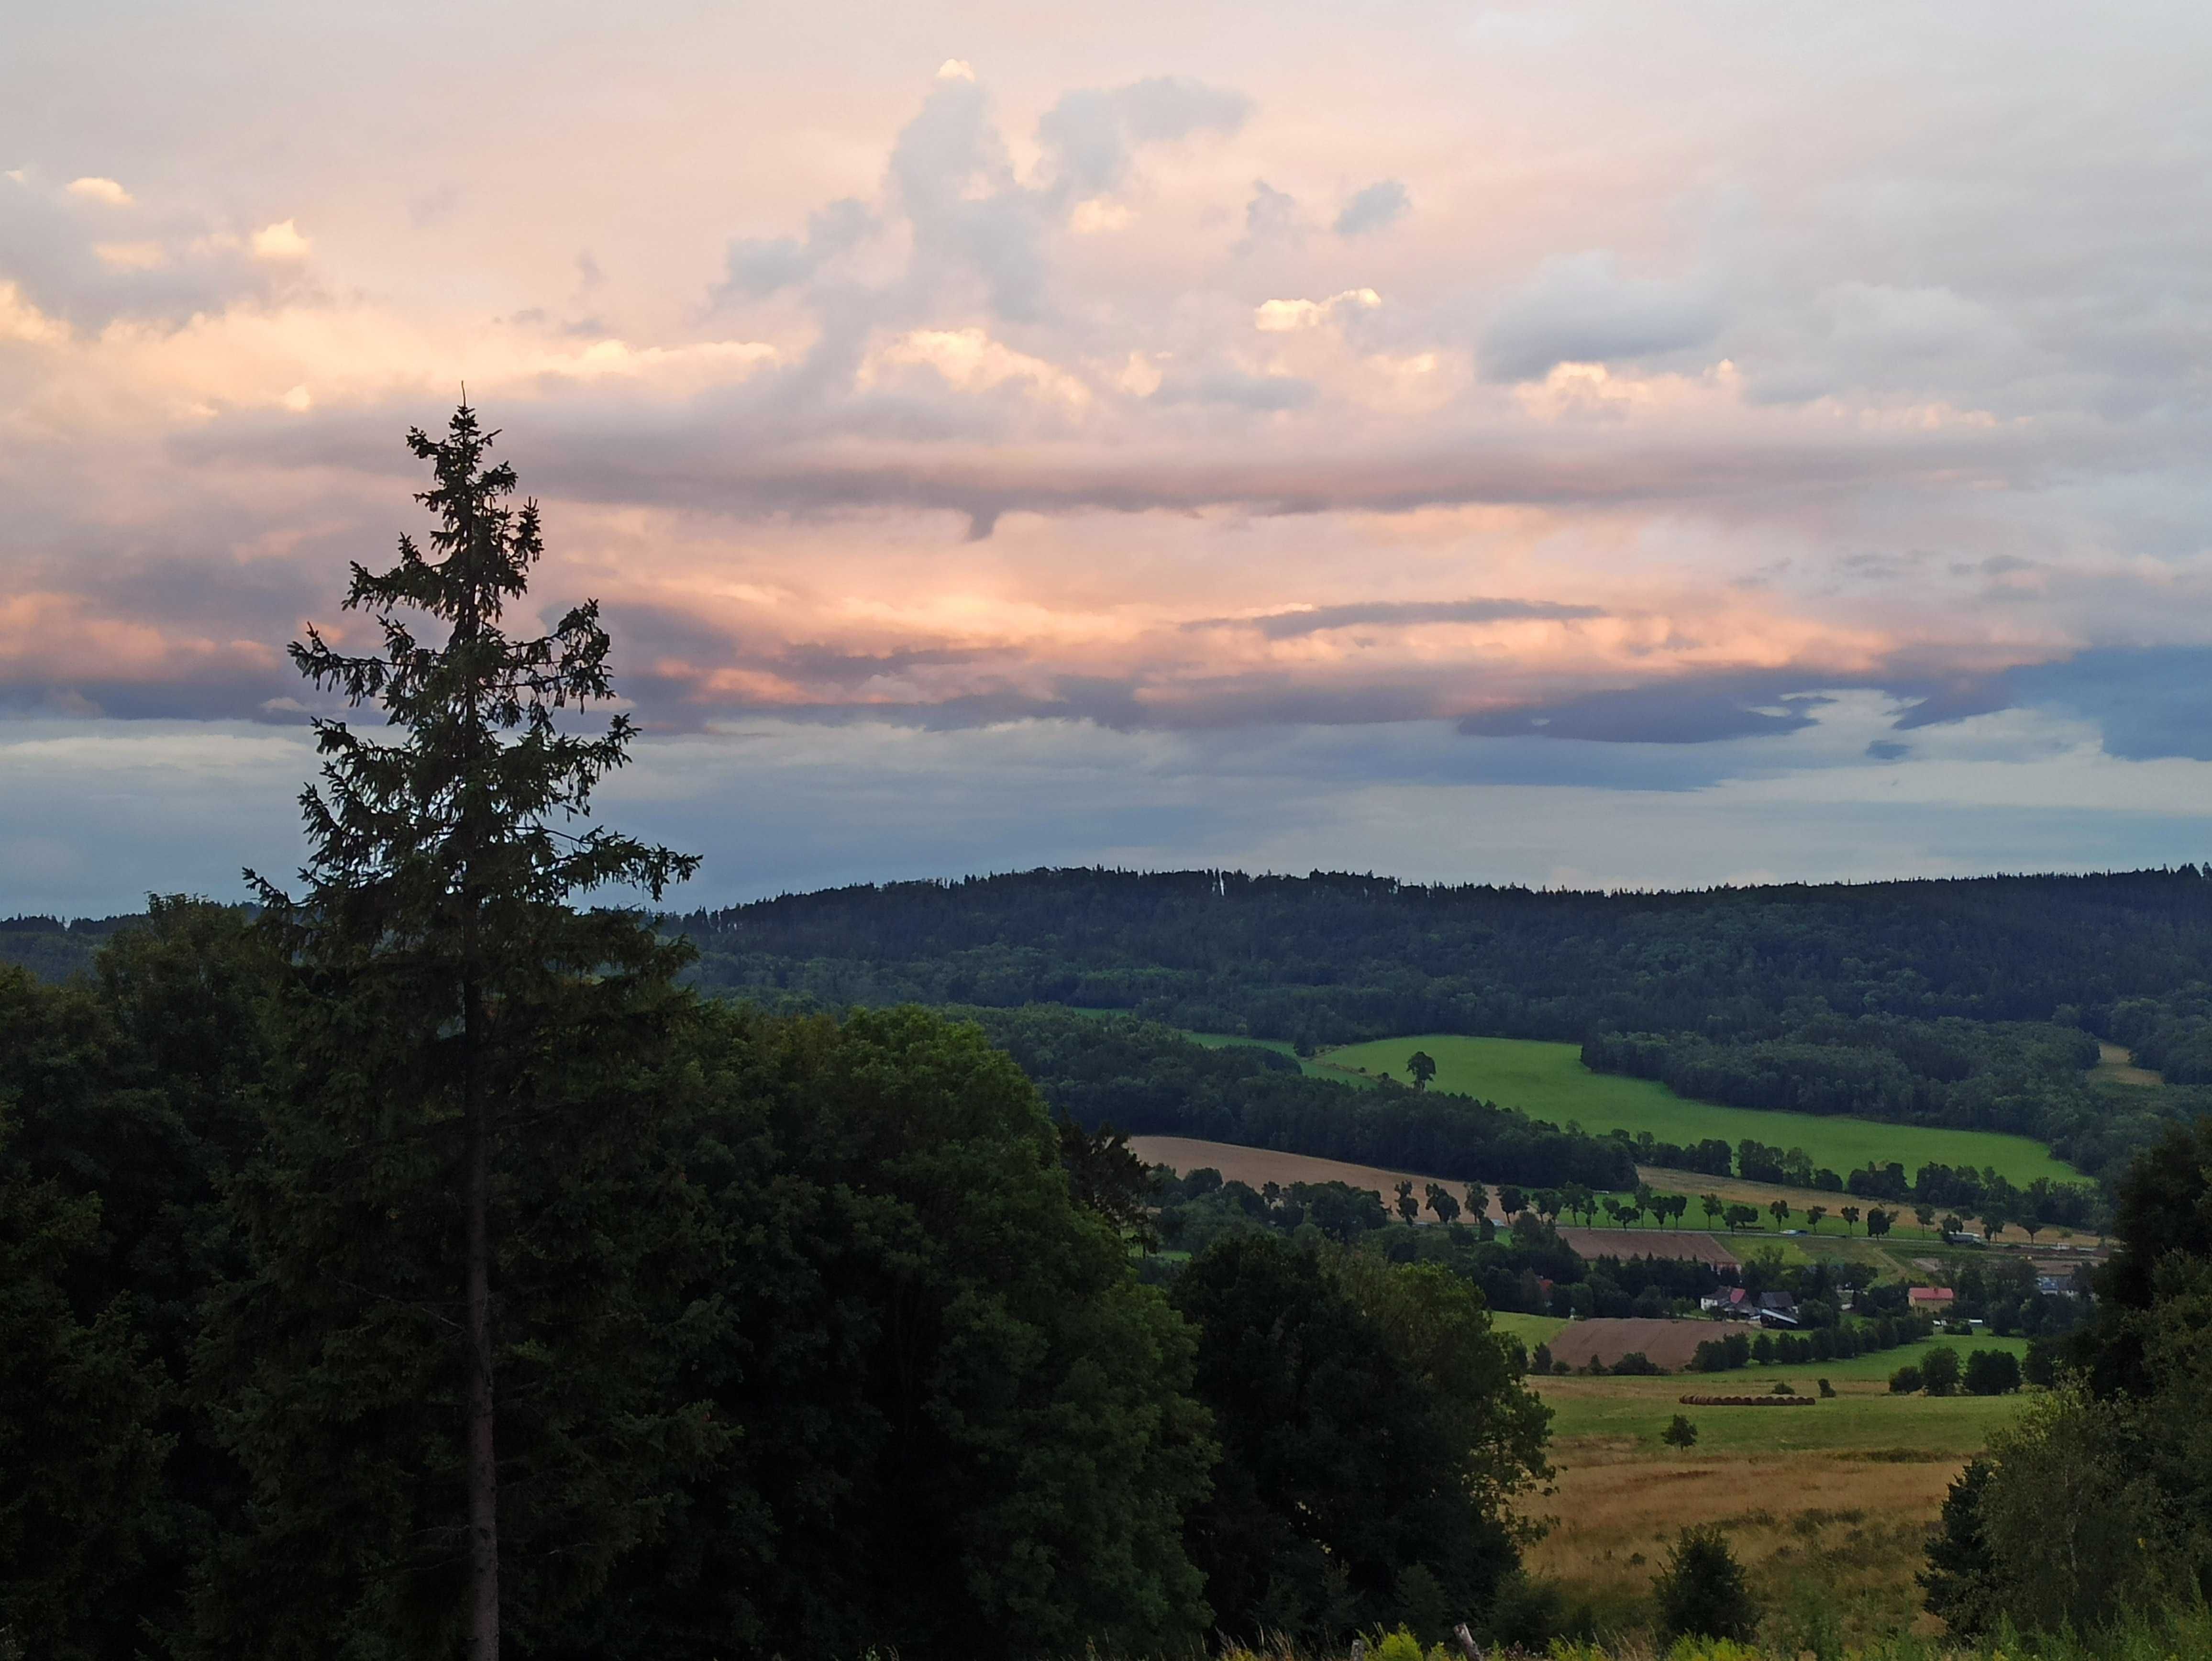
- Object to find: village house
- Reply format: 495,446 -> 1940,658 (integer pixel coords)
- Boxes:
1699,1286 -> 1756,1319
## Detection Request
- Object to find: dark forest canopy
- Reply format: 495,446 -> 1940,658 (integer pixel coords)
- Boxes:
664,866 -> 2212,1035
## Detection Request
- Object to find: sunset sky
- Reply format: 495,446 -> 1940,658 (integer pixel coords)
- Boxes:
7,0 -> 2212,914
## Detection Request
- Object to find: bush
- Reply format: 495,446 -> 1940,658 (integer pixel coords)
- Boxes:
1963,1348 -> 2023,1396
1661,1414 -> 1699,1449
1890,1364 -> 1924,1394
1817,1377 -> 1836,1398
1651,1525 -> 1757,1641
1611,1351 -> 1662,1376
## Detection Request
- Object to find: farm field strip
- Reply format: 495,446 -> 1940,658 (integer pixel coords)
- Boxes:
1320,1034 -> 2080,1185
1126,1135 -> 1488,1213
1535,1369 -> 2024,1453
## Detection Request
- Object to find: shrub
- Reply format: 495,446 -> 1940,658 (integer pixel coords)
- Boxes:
1651,1525 -> 1757,1641
1889,1364 -> 1924,1394
1817,1377 -> 1836,1398
1611,1351 -> 1662,1376
1661,1413 -> 1699,1449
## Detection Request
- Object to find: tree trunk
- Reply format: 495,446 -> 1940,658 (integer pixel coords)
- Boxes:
465,979 -> 499,1661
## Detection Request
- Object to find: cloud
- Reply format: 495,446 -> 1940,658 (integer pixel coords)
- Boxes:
715,198 -> 874,301
1035,76 -> 1250,199
66,176 -> 133,206
1235,179 -> 1301,253
0,170 -> 287,327
250,219 -> 310,259
1334,179 -> 1409,237
2002,649 -> 2212,763
1224,598 -> 1604,638
1460,676 -> 1833,743
1481,251 -> 1722,382
1253,288 -> 1380,332
1149,366 -> 1315,410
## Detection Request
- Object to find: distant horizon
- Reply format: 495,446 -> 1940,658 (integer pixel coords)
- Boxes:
11,856 -> 2209,930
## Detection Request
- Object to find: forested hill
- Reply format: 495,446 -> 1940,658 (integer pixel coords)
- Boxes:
15,867 -> 2212,1183
667,866 -> 2212,1184
671,866 -> 2212,1037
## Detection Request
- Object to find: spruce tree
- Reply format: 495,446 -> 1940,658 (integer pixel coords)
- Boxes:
199,406 -> 702,1661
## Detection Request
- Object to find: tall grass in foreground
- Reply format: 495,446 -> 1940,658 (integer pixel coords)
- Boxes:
1208,1602 -> 2212,1661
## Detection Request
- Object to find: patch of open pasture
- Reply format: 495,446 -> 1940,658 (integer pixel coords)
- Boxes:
1321,1034 -> 2081,1186
1128,1134 -> 1475,1212
2090,1040 -> 2162,1088
1778,1332 -> 2027,1384
1490,1310 -> 1568,1351
1533,1370 -> 2024,1457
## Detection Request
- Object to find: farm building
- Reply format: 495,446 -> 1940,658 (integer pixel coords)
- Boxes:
1908,1286 -> 1956,1314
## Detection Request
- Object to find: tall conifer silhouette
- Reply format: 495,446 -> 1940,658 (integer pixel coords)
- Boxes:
218,405 -> 699,1661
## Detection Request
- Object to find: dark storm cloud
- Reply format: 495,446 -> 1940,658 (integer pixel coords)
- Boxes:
2005,648 -> 2212,762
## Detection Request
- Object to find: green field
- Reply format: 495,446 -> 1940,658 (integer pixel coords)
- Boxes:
1491,1310 -> 1569,1351
1323,1034 -> 2079,1185
1539,1352 -> 2029,1454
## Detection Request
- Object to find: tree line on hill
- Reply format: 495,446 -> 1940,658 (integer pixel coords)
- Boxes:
0,412 -> 1557,1661
640,862 -> 2212,1184
22,864 -> 2212,1194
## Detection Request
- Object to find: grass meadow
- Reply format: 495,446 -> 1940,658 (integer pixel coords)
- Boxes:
1320,1035 -> 2080,1186
1511,1346 -> 2037,1646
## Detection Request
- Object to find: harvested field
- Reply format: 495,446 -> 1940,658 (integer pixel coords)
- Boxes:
1558,1228 -> 1739,1266
1128,1135 -> 1483,1216
1544,1318 -> 1715,1372
1520,1440 -> 1966,1642
1521,1373 -> 2030,1642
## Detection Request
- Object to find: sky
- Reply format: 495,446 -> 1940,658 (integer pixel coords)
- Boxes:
6,0 -> 2212,916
